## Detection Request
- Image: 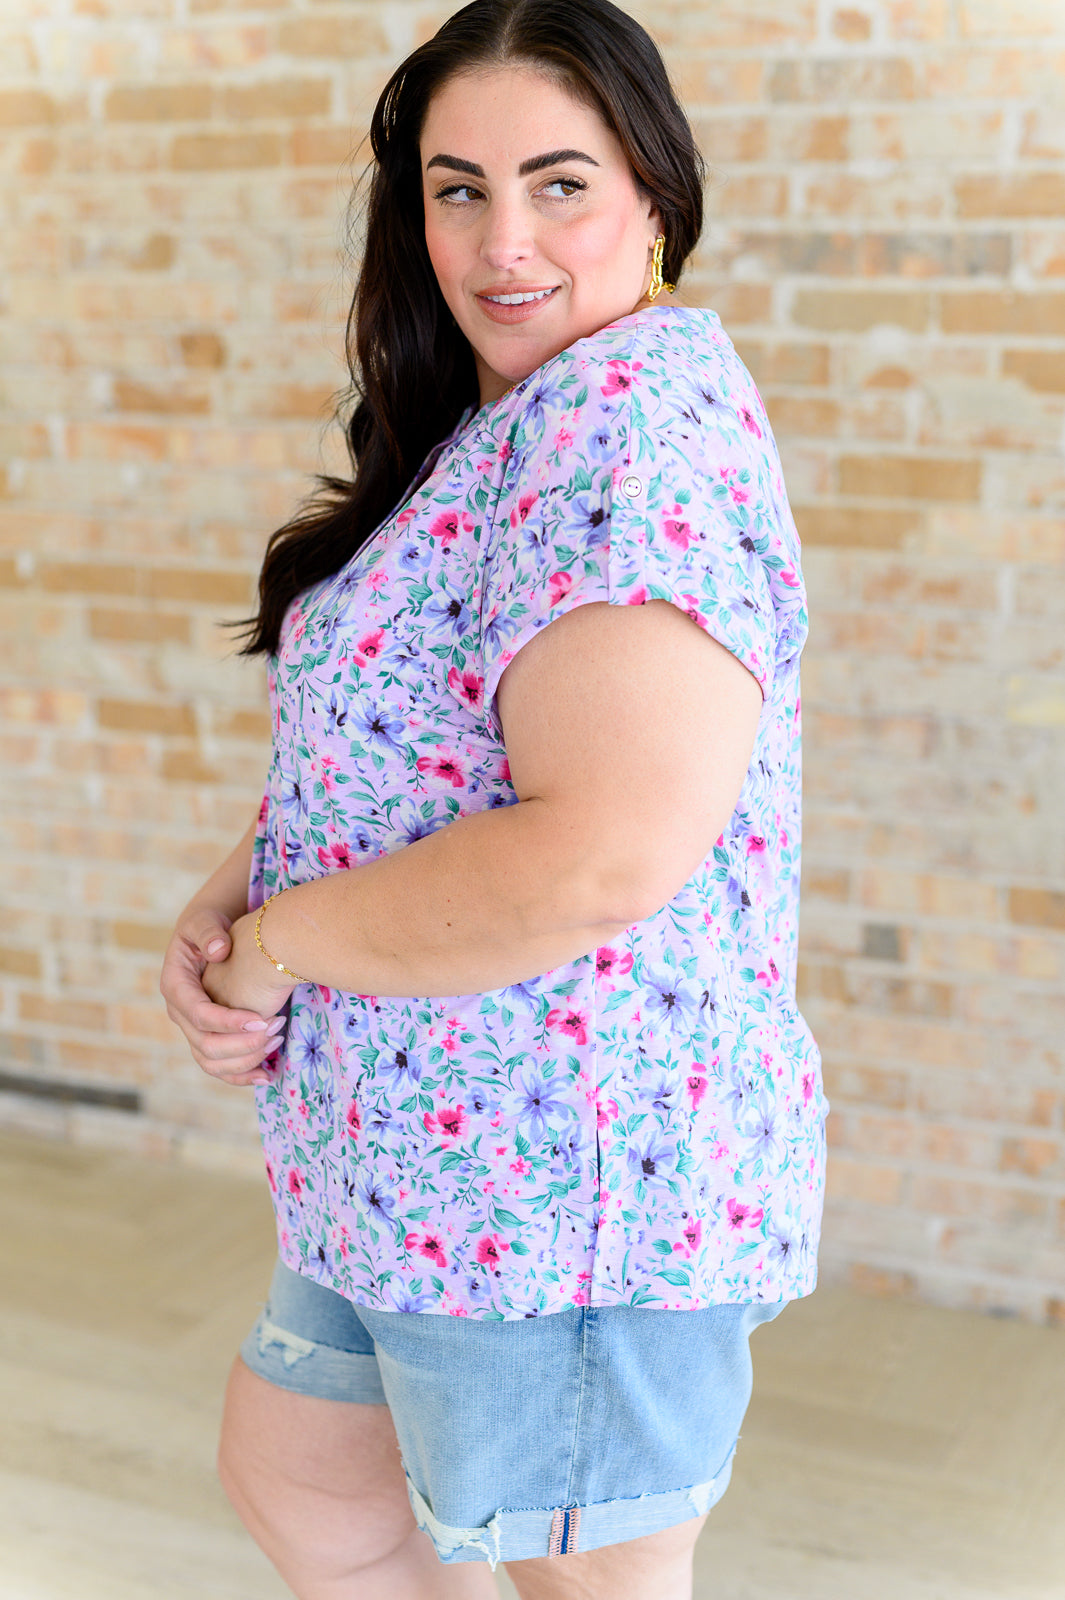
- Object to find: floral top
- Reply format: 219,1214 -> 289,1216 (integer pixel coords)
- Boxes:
249,305 -> 827,1319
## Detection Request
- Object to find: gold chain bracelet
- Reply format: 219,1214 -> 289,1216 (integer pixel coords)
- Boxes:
254,892 -> 309,985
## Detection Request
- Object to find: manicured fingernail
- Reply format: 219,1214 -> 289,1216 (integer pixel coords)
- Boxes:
243,1019 -> 268,1032
266,1016 -> 286,1034
206,938 -> 226,955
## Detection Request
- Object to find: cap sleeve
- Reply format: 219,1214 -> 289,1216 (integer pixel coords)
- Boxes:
478,335 -> 785,729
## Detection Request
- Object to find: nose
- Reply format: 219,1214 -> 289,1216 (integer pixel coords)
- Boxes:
478,195 -> 535,272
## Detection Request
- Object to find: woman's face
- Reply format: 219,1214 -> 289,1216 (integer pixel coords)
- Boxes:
420,65 -> 661,405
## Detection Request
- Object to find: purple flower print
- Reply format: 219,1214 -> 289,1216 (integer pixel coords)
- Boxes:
424,588 -> 472,638
354,1165 -> 399,1223
626,1130 -> 677,1187
289,1017 -> 329,1080
376,1043 -> 423,1088
514,1069 -> 567,1143
350,703 -> 407,757
571,492 -> 609,547
643,966 -> 702,1037
388,1284 -> 438,1312
743,1093 -> 785,1168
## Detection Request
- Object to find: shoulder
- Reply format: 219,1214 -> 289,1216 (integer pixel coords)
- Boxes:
503,309 -> 764,476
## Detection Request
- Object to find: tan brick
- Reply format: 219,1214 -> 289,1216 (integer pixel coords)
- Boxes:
0,947 -> 42,979
105,84 -> 212,121
792,288 -> 931,332
698,283 -> 772,324
179,331 -> 227,369
770,56 -> 917,102
713,175 -> 789,217
212,708 -> 271,741
246,382 -> 336,420
838,454 -> 982,503
0,89 -> 57,125
1001,1138 -> 1062,1180
97,698 -> 197,738
848,1263 -> 918,1298
677,57 -> 765,105
1021,108 -> 1065,160
793,505 -> 920,549
1002,349 -> 1065,394
764,395 -> 840,435
222,78 -> 331,120
143,568 -> 252,605
277,14 -> 389,56
290,126 -> 358,167
40,562 -> 139,597
941,291 -> 1065,336
955,172 -> 1065,220
734,339 -> 830,387
1008,888 -> 1065,931
692,115 -> 768,164
826,1156 -> 904,1206
19,994 -> 108,1033
806,867 -> 852,902
160,748 -> 222,784
832,8 -> 873,41
89,608 -> 191,645
171,132 -> 283,171
112,379 -> 211,417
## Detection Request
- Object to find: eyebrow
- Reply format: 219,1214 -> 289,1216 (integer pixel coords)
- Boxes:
425,148 -> 601,178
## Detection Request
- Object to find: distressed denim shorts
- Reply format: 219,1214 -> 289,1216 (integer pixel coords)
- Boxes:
240,1258 -> 787,1569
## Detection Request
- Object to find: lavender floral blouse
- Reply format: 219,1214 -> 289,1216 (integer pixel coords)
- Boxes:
249,305 -> 826,1319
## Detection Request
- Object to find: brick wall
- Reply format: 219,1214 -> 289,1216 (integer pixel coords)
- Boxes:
2,1 -> 1063,1316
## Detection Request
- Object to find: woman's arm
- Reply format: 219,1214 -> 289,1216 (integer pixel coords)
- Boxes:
202,600 -> 762,1016
161,812 -> 286,1085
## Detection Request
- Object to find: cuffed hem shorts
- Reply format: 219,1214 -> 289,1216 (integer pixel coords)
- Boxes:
240,1258 -> 787,1569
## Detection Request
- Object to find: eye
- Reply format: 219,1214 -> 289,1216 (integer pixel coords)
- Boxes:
433,183 -> 484,206
540,177 -> 587,200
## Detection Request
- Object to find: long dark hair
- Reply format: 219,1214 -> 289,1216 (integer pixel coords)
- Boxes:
238,0 -> 705,656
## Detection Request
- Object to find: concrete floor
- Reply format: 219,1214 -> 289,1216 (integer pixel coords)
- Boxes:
1,1131 -> 1063,1599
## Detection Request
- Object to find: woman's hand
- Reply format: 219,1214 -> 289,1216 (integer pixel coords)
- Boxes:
160,903 -> 290,1088
201,911 -> 296,1017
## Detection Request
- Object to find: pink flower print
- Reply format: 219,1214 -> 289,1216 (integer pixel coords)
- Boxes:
600,357 -> 642,396
405,1230 -> 447,1268
595,946 -> 634,985
686,1073 -> 708,1111
726,1199 -> 764,1230
681,1217 -> 702,1254
498,439 -> 512,462
475,1234 -> 510,1270
545,1006 -> 589,1046
396,506 -> 417,527
429,508 -> 472,544
554,425 -> 575,452
680,593 -> 708,628
511,492 -> 538,528
354,628 -> 384,666
317,839 -> 353,871
730,481 -> 749,504
740,405 -> 762,439
416,747 -> 467,788
596,1097 -> 618,1128
663,506 -> 694,550
345,1101 -> 361,1138
287,1168 -> 304,1199
446,665 -> 484,710
547,569 -> 573,607
625,585 -> 648,607
265,1160 -> 276,1191
424,1103 -> 468,1142
802,1072 -> 815,1105
366,570 -> 388,592
756,958 -> 781,987
509,1155 -> 530,1176
747,835 -> 766,854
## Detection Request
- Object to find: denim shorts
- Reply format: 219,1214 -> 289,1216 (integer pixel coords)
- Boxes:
240,1258 -> 787,1569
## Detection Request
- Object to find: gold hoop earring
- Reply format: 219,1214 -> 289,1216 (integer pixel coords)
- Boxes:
647,234 -> 675,302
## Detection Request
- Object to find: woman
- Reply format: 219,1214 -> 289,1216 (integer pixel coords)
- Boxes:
160,1 -> 826,1595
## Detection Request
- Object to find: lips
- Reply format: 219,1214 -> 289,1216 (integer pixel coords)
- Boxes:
475,285 -> 561,324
